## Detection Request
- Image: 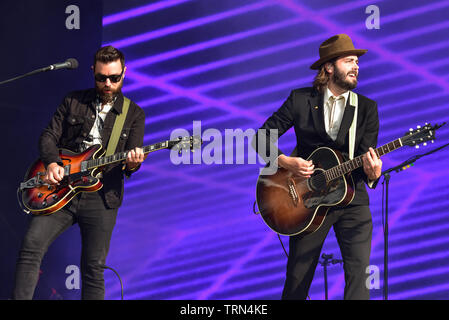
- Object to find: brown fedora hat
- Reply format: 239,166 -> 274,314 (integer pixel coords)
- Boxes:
310,34 -> 367,70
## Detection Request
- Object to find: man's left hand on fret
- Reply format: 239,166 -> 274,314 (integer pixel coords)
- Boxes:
125,147 -> 147,171
362,147 -> 382,180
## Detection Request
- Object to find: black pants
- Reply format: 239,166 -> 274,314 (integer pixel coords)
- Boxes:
12,191 -> 118,300
282,205 -> 372,300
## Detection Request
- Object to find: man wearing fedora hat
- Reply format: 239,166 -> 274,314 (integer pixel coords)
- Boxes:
254,34 -> 382,300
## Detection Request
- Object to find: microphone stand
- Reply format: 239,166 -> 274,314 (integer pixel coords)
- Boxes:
319,253 -> 343,300
0,59 -> 77,86
380,141 -> 449,300
0,66 -> 52,86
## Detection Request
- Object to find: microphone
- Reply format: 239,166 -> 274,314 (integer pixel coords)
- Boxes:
0,58 -> 79,85
45,58 -> 79,71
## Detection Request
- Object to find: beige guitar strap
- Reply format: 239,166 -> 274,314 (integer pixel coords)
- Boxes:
106,96 -> 130,156
348,91 -> 358,160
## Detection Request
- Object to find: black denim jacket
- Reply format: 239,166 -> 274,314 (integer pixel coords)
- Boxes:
38,88 -> 146,209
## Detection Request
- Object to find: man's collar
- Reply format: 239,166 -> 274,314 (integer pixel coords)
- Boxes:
92,90 -> 124,114
324,86 -> 350,104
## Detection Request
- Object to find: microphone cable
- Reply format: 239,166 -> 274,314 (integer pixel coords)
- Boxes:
277,234 -> 289,258
101,265 -> 124,300
253,200 -> 289,258
253,200 -> 311,300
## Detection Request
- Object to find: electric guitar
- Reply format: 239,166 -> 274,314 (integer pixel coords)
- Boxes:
19,136 -> 202,215
255,123 -> 443,236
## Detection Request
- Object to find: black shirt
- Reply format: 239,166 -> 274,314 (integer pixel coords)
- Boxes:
38,88 -> 146,208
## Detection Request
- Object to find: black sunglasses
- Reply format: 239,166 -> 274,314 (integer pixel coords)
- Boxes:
94,69 -> 124,83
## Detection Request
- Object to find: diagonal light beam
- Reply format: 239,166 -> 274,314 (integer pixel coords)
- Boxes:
105,1 -> 275,48
103,0 -> 193,26
125,69 -> 266,122
276,0 -> 449,93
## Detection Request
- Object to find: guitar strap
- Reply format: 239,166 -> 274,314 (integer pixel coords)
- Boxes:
348,91 -> 358,160
349,92 -> 377,188
106,96 -> 130,156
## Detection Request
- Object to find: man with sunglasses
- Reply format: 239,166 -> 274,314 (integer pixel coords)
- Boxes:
12,46 -> 146,300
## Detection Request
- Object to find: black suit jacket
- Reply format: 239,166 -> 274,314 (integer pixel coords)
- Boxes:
255,87 -> 379,205
38,88 -> 146,209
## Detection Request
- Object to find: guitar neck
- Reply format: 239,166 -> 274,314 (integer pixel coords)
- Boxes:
325,138 -> 403,182
87,140 -> 170,170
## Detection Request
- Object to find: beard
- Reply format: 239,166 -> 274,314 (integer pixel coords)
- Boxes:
332,65 -> 358,91
95,80 -> 123,104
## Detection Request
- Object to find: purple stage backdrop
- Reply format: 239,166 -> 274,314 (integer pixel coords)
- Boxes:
3,0 -> 449,300
98,0 -> 449,300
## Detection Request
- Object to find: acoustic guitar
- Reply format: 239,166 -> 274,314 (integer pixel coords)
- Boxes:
255,123 -> 443,236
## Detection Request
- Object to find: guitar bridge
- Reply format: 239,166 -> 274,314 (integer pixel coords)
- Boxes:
287,178 -> 299,206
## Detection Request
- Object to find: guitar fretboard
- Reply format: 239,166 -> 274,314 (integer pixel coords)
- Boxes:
87,141 -> 170,170
324,138 -> 403,182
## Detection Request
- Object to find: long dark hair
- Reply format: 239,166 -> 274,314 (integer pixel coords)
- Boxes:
312,58 -> 336,94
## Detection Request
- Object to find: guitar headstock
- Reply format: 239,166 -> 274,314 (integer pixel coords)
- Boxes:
168,135 -> 203,153
401,123 -> 444,148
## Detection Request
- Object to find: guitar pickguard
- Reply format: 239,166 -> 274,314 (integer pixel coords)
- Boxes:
302,148 -> 350,209
303,176 -> 346,209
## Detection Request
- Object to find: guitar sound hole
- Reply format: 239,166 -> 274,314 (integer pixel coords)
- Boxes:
309,171 -> 327,191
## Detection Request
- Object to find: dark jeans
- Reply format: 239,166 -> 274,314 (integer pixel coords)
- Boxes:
12,191 -> 118,300
282,205 -> 373,300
